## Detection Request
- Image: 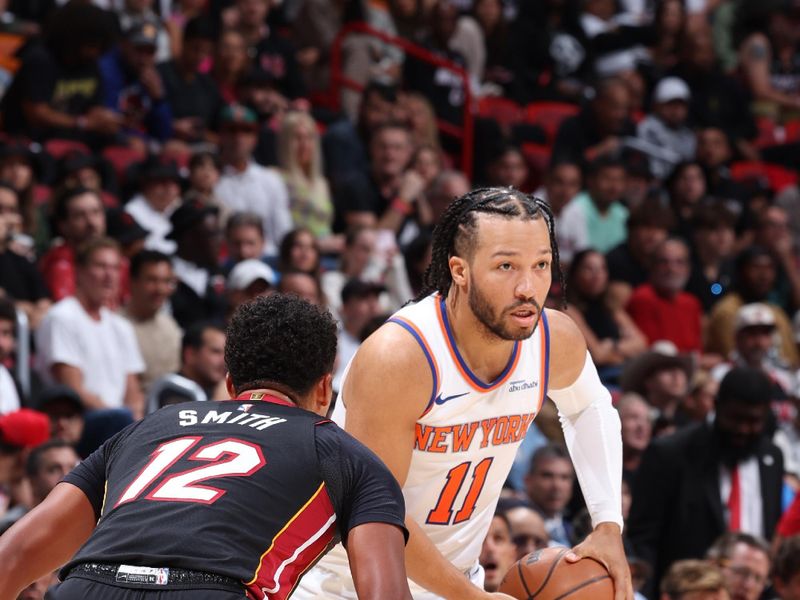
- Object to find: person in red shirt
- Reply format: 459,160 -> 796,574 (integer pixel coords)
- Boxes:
627,238 -> 703,353
39,187 -> 130,306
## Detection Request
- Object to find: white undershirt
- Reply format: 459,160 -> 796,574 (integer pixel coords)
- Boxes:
719,457 -> 764,538
0,365 -> 20,414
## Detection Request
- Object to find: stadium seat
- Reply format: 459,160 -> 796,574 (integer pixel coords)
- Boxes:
520,142 -> 552,190
102,145 -> 147,184
477,96 -> 523,130
730,160 -> 798,194
523,101 -> 579,142
43,139 -> 90,160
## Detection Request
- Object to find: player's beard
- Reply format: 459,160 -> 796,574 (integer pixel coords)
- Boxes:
468,279 -> 541,341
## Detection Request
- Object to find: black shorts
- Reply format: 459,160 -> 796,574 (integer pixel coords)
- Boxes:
55,576 -> 247,599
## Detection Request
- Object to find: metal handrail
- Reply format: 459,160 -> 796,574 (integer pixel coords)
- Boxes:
329,21 -> 474,178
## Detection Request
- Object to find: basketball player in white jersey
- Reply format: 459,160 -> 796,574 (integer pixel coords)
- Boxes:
294,188 -> 631,600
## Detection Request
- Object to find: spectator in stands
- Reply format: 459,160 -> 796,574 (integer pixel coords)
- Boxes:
234,68 -> 286,168
560,156 -> 629,254
552,77 -> 635,165
402,0 -> 467,127
629,368 -> 783,595
659,559 -> 729,600
147,323 -> 227,413
99,16 -> 173,144
401,93 -> 442,151
35,238 -> 145,417
277,271 -> 325,306
737,0 -> 800,125
167,201 -> 226,328
677,370 -> 718,427
334,122 -> 426,236
485,145 -> 530,191
565,249 -> 647,373
411,144 -> 444,193
505,505 -> 550,559
606,199 -> 674,308
55,153 -> 110,204
332,279 -> 385,391
323,80 -> 402,184
212,29 -> 250,104
686,203 -> 736,312
226,259 -> 276,315
707,533 -> 771,600
106,207 -> 149,261
121,251 -> 181,395
124,159 -> 182,255
479,511 -> 518,593
116,0 -> 171,63
425,169 -> 470,224
753,205 -> 800,313
238,0 -> 305,100
158,17 -> 223,146
627,238 -> 704,353
637,77 -> 697,180
695,127 -> 748,206
25,440 -> 79,508
671,25 -> 757,155
224,212 -> 266,269
774,535 -> 800,600
579,0 -> 655,79
620,342 -> 692,427
215,103 -> 292,256
278,228 -> 321,277
278,111 -> 341,253
0,184 -> 49,329
536,161 -> 584,266
33,385 -> 84,450
524,444 -> 576,546
0,2 -> 120,144
40,187 -> 112,303
617,393 -> 653,480
0,298 -> 20,413
706,246 -> 799,367
665,161 -> 709,242
184,151 -> 227,221
472,0 -> 511,90
0,143 -> 47,256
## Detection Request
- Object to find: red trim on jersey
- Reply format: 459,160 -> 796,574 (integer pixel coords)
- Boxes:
245,482 -> 337,600
235,391 -> 295,408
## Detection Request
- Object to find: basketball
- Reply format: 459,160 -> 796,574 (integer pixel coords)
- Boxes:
498,547 -> 614,599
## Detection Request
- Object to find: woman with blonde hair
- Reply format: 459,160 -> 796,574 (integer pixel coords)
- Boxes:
278,111 -> 342,254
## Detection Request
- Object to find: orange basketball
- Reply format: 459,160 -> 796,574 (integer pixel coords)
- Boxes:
498,547 -> 614,599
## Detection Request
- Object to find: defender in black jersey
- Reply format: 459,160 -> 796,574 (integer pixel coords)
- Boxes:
0,295 -> 412,600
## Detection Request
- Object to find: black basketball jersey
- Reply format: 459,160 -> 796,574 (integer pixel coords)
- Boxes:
61,392 -> 407,600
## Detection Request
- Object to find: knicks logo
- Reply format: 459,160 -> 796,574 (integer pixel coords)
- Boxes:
415,413 -> 537,453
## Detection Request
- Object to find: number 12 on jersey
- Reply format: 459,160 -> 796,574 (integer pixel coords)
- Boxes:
427,457 -> 493,525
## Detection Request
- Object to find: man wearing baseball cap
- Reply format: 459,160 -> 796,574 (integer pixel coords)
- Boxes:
215,103 -> 291,256
711,303 -> 795,412
637,77 -> 697,180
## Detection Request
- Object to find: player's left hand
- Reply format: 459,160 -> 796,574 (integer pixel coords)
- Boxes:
565,522 -> 633,600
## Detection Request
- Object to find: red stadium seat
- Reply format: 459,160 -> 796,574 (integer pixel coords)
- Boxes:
524,101 -> 579,142
477,97 -> 523,130
32,184 -> 51,207
102,145 -> 147,184
520,142 -> 552,191
730,160 -> 798,193
44,139 -> 89,160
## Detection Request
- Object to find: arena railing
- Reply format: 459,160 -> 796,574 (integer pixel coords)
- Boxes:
329,21 -> 474,179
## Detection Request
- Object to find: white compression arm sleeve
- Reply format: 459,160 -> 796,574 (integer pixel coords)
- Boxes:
547,351 -> 623,530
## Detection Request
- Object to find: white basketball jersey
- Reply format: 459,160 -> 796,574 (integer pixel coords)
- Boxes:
303,294 -> 550,598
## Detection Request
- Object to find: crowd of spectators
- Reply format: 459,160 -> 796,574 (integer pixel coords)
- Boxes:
2,0 -> 800,598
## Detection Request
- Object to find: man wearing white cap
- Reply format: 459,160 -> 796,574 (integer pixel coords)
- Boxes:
637,77 -> 697,179
711,303 -> 795,403
226,258 -> 276,316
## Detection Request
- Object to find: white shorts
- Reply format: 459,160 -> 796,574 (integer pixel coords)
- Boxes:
292,562 -> 484,600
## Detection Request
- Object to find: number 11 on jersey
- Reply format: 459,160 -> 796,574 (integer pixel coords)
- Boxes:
427,457 -> 493,525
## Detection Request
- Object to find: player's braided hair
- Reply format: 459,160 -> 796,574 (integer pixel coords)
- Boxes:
415,187 -> 565,304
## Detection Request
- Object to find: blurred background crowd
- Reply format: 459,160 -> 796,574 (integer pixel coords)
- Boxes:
2,0 -> 800,598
